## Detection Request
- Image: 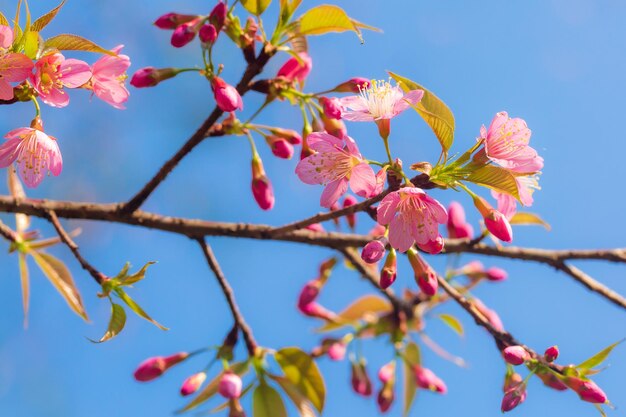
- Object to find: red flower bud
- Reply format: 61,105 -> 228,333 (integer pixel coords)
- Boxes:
446,201 -> 475,239
377,386 -> 394,413
209,2 -> 228,31
503,346 -> 530,366
133,352 -> 188,382
343,195 -> 357,230
219,371 -> 243,399
378,361 -> 396,384
351,361 -> 373,397
544,345 -> 559,362
408,248 -> 438,296
473,196 -> 512,242
251,157 -> 274,210
379,249 -> 397,289
417,236 -> 444,254
501,383 -> 527,412
130,67 -> 179,88
266,136 -> 294,159
485,266 -> 507,281
327,341 -> 347,361
268,127 -> 302,145
277,52 -> 312,83
331,77 -> 370,93
171,18 -> 201,48
564,377 -> 608,403
321,97 -> 343,120
413,366 -> 447,393
180,372 -> 207,396
154,13 -> 199,30
212,76 -> 243,112
199,23 -> 218,44
361,238 -> 387,264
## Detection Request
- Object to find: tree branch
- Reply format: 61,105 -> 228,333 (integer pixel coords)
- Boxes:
121,44 -> 276,214
196,238 -> 257,356
0,220 -> 17,242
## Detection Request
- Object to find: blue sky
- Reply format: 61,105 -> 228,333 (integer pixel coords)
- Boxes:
0,0 -> 624,416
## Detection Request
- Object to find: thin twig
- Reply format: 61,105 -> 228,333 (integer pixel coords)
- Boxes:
0,220 -> 17,242
555,262 -> 626,310
46,210 -> 106,284
196,238 -> 257,356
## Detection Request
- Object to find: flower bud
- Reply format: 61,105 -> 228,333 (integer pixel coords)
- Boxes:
503,346 -> 530,365
377,386 -> 394,413
171,18 -> 201,48
212,76 -> 243,112
413,366 -> 447,394
327,341 -> 347,361
297,279 -> 321,309
407,248 -> 438,297
321,113 -> 347,139
331,77 -> 370,93
379,248 -> 397,289
266,136 -> 294,159
180,372 -> 207,396
544,345 -> 559,362
564,377 -> 608,403
361,238 -> 387,264
485,266 -> 507,281
446,201 -> 474,239
378,361 -> 396,384
501,383 -> 527,412
503,372 -> 523,392
417,236 -> 444,255
199,23 -> 218,44
535,368 -> 568,391
473,196 -> 512,242
130,67 -> 179,88
133,352 -> 189,382
154,13 -> 199,30
351,361 -> 373,397
305,223 -> 325,232
299,302 -> 337,321
277,52 -> 312,83
459,260 -> 485,279
321,97 -> 343,120
268,127 -> 302,145
219,371 -> 243,399
251,157 -> 274,210
209,2 -> 228,31
343,195 -> 357,230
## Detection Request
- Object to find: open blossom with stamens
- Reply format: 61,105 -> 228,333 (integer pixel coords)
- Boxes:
0,52 -> 33,100
91,45 -> 131,109
339,79 -> 423,122
479,111 -> 543,173
377,187 -> 447,253
0,120 -> 62,188
30,53 -> 91,108
295,132 -> 377,208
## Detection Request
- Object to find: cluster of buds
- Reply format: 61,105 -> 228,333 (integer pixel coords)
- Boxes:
376,361 -> 396,412
154,2 -> 226,49
296,258 -> 337,321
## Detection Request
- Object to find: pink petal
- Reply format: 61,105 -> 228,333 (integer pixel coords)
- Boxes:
92,46 -> 130,80
41,87 -> 69,108
0,53 -> 34,82
307,131 -> 343,150
388,215 -> 414,252
377,192 -> 401,225
0,137 -> 21,167
343,135 -> 362,157
349,162 -> 376,198
392,89 -> 424,115
0,25 -> 13,48
341,110 -> 375,122
295,154 -> 327,185
320,177 -> 348,208
0,79 -> 14,100
94,80 -> 129,109
60,59 -> 92,88
339,95 -> 369,112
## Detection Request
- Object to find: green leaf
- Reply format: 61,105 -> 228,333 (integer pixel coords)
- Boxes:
241,0 -> 272,15
22,31 -> 40,59
389,71 -> 455,154
509,212 -> 551,231
298,5 -> 379,43
269,374 -> 316,417
275,347 -> 325,413
30,0 -> 66,32
0,11 -> 9,26
253,381 -> 288,417
90,303 -> 126,343
18,253 -> 29,327
30,251 -> 88,321
117,261 -> 156,286
279,0 -> 303,27
577,339 -> 623,372
115,288 -> 168,330
317,295 -> 392,332
177,361 -> 249,413
403,342 -> 420,416
44,34 -> 114,55
466,165 -> 521,201
438,313 -> 464,337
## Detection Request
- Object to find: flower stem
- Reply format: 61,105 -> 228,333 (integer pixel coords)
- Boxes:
30,97 -> 40,117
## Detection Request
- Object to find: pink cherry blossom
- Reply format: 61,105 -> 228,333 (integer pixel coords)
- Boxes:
0,125 -> 62,188
295,132 -> 377,208
0,52 -> 33,100
479,111 -> 543,173
377,187 -> 447,253
277,52 -> 312,83
339,79 -> 423,122
30,53 -> 91,108
91,45 -> 131,109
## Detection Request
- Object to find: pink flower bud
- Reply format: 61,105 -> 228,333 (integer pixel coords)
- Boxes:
277,52 -> 312,83
199,23 -> 218,44
544,345 -> 559,362
171,18 -> 201,48
503,372 -> 523,392
154,13 -> 199,30
130,67 -> 179,88
300,302 -> 337,321
503,346 -> 530,365
343,195 -> 357,229
446,201 -> 475,239
460,261 -> 485,279
378,361 -> 396,384
305,223 -> 325,232
351,361 -> 373,397
268,127 -> 302,145
268,136 -> 294,159
327,342 -> 347,361
212,76 -> 243,112
472,196 -> 513,242
361,238 -> 387,264
417,236 -> 445,254
407,249 -> 438,296
321,97 -> 343,120
501,383 -> 527,412
219,371 -> 243,399
321,114 -> 347,139
564,377 -> 608,403
297,280 -> 321,309
485,266 -> 507,281
209,2 -> 228,31
332,77 -> 370,93
379,249 -> 397,289
377,387 -> 394,413
133,352 -> 188,382
251,158 -> 274,210
414,366 -> 447,394
180,372 -> 207,396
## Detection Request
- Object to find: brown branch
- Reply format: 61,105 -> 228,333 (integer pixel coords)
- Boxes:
0,220 -> 17,242
196,238 -> 257,356
46,210 -> 106,285
121,44 -> 276,214
555,262 -> 626,310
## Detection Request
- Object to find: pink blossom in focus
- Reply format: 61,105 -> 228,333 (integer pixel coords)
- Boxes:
91,45 -> 131,109
339,79 -> 423,122
321,97 -> 343,119
212,76 -> 243,112
30,53 -> 91,107
414,366 -> 447,394
277,52 -> 312,83
377,187 -> 447,253
0,52 -> 33,100
446,201 -> 474,239
180,372 -> 207,396
218,372 -> 243,399
0,123 -> 62,188
295,132 -> 377,208
479,111 -> 543,173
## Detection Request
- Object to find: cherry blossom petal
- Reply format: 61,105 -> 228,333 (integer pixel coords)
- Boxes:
320,177 -> 349,208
